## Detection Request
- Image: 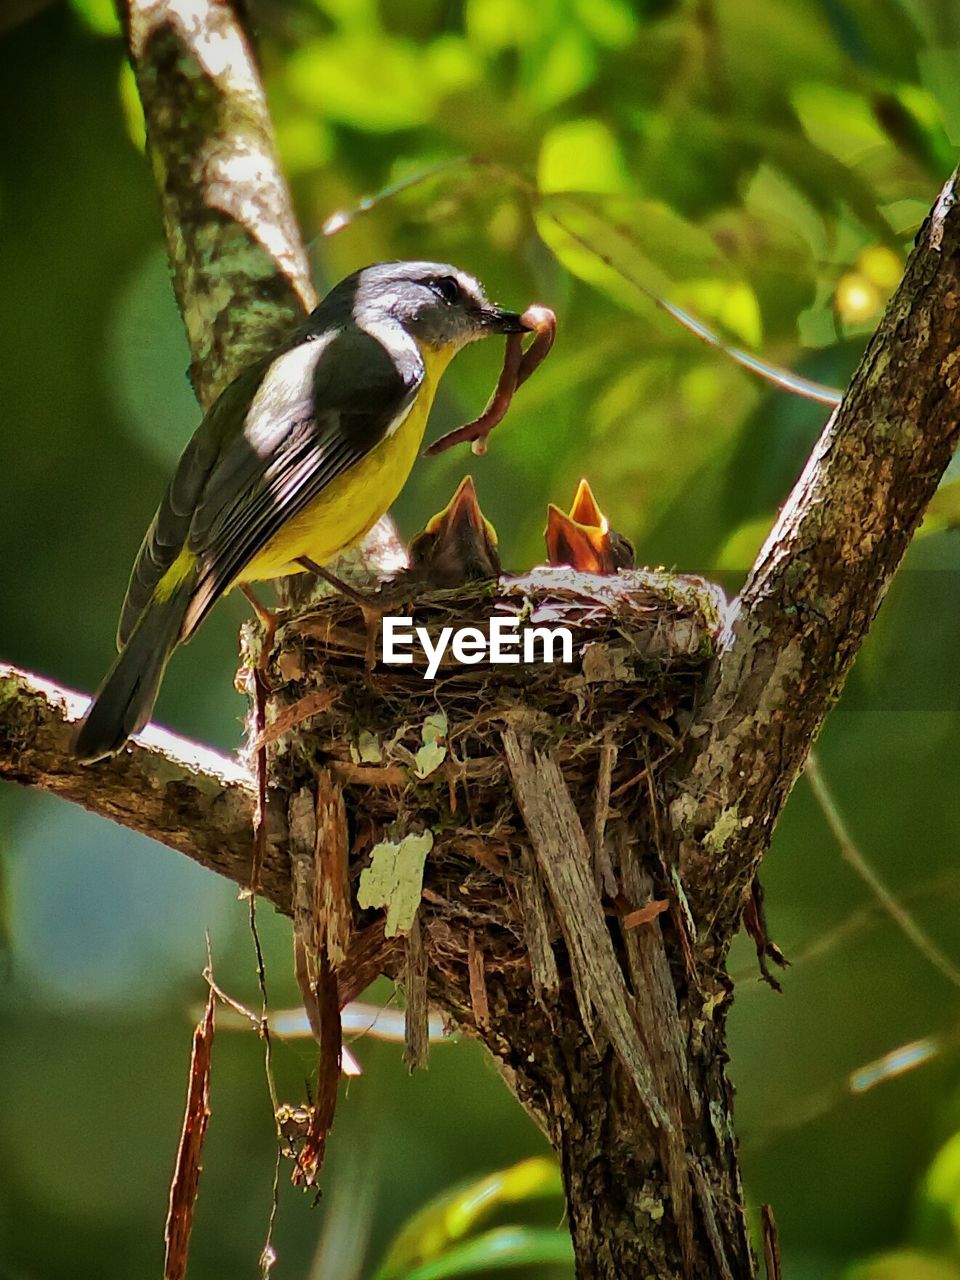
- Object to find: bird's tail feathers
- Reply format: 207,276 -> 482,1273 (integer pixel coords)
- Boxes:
73,582 -> 192,764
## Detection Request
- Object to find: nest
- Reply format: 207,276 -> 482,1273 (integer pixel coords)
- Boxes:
261,566 -> 725,1031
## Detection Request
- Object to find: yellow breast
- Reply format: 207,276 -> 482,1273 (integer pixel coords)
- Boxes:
239,341 -> 455,584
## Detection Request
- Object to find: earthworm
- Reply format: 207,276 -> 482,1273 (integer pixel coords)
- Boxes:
423,304 -> 557,457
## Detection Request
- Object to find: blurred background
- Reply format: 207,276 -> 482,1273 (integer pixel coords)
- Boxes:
3,0 -> 960,1276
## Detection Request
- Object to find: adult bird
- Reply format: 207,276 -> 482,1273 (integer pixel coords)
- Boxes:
75,261 -> 530,762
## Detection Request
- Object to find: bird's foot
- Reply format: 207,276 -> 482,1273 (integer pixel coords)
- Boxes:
296,558 -> 382,670
240,584 -> 282,673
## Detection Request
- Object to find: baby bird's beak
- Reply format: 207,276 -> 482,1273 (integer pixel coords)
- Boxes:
545,479 -> 635,576
409,476 -> 502,588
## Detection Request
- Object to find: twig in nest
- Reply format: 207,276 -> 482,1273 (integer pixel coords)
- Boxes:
591,736 -> 618,897
503,729 -> 669,1130
424,304 -> 556,457
291,953 -> 341,1188
250,671 -> 269,898
314,769 -> 352,966
467,931 -> 490,1030
621,899 -> 669,929
289,784 -> 345,1184
403,913 -> 430,1071
251,688 -> 338,751
518,848 -> 560,1006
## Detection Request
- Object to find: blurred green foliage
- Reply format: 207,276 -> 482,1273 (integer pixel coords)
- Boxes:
372,1157 -> 567,1278
3,0 -> 960,1276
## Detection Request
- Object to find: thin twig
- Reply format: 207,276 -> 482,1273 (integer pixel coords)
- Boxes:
732,869 -> 960,987
760,1205 -> 782,1280
806,749 -> 960,991
164,987 -> 215,1280
747,1025 -> 954,1155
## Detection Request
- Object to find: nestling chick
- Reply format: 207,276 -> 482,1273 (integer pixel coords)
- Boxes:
408,476 -> 501,588
545,479 -> 634,575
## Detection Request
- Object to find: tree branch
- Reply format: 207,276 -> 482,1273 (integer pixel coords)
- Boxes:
122,0 -> 316,406
669,172 -> 960,943
0,664 -> 290,910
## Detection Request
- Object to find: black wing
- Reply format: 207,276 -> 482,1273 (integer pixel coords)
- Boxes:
180,324 -> 423,638
117,359 -> 272,648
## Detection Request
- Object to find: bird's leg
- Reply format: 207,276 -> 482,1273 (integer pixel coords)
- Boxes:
296,557 -> 377,609
240,584 -> 281,673
296,557 -> 382,670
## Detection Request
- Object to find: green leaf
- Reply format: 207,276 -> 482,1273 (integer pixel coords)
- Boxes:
351,730 -> 383,764
669,278 -> 763,348
287,37 -> 451,131
68,0 -> 121,36
525,28 -> 597,111
791,83 -> 890,165
733,121 -> 899,245
917,1132 -> 960,1251
118,63 -> 146,152
413,712 -> 448,777
538,119 -> 631,196
464,0 -> 539,51
743,164 -> 829,261
918,48 -> 960,145
920,478 -> 960,535
572,0 -> 637,48
536,192 -> 731,314
375,1157 -> 563,1280
275,116 -> 334,175
844,1251 -> 960,1280
393,1227 -> 572,1280
716,515 -> 774,571
421,713 -> 448,746
873,84 -> 957,178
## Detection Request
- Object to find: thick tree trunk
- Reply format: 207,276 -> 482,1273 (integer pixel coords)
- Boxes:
265,571 -> 751,1278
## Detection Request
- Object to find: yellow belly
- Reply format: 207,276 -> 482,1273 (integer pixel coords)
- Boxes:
239,343 -> 452,583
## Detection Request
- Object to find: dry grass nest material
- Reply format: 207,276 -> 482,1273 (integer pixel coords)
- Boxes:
262,566 -> 726,1000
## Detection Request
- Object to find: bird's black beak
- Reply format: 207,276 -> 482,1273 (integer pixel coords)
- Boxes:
479,306 -> 532,334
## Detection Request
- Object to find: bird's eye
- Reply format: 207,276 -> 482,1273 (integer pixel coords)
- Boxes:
431,276 -> 461,305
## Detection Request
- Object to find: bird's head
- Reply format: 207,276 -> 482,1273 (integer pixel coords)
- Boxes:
545,479 -> 636,576
409,475 -> 501,587
327,261 -> 531,349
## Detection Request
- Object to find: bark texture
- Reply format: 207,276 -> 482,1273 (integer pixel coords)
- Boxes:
4,1 -> 960,1275
0,663 -> 290,907
122,0 -> 316,406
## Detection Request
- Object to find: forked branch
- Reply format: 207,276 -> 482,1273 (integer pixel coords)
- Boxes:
669,173 -> 960,949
